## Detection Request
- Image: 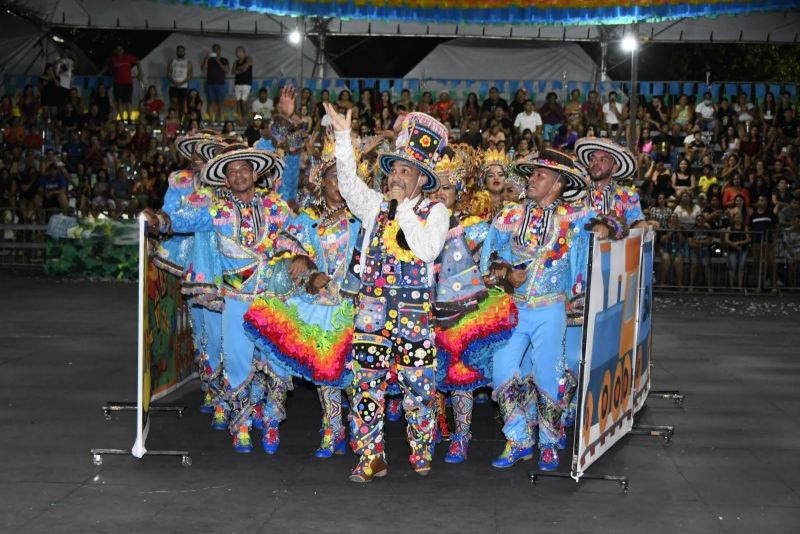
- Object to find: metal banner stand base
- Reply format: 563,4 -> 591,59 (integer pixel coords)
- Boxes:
91,448 -> 191,467
529,470 -> 629,494
91,402 -> 191,467
630,424 -> 674,444
648,390 -> 684,406
102,401 -> 185,420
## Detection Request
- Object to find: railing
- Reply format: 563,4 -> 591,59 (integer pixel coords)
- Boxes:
0,206 -> 140,269
651,227 -> 800,294
3,74 -> 797,105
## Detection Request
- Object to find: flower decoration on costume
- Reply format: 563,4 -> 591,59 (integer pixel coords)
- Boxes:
382,219 -> 417,264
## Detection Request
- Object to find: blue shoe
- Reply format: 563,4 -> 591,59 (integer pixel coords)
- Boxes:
444,432 -> 470,464
261,421 -> 280,455
210,406 -> 228,431
232,427 -> 253,453
315,428 -> 346,458
199,392 -> 214,414
386,399 -> 402,422
538,444 -> 560,471
491,441 -> 534,468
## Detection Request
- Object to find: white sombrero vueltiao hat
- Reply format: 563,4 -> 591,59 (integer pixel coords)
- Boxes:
574,137 -> 637,180
513,148 -> 590,202
175,129 -> 223,161
200,146 -> 284,188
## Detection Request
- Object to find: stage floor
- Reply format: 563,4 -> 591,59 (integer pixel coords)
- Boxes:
2,273 -> 800,533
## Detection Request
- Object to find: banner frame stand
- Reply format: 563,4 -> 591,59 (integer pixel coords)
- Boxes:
629,423 -> 674,444
528,470 -> 629,494
89,217 -> 192,469
526,236 -> 629,494
101,401 -> 185,420
647,390 -> 685,406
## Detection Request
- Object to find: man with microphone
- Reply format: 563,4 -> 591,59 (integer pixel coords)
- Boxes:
323,102 -> 450,483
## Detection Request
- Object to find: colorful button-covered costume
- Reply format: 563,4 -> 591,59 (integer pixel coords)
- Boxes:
333,112 -> 451,478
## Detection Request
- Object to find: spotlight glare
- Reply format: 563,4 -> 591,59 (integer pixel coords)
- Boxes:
621,35 -> 638,53
288,29 -> 302,45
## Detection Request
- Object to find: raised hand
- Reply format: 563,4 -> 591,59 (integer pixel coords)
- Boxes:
278,85 -> 297,117
322,102 -> 351,132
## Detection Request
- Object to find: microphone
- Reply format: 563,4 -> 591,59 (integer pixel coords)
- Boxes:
388,199 -> 398,221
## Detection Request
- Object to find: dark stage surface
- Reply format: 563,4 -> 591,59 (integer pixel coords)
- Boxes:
2,274 -> 799,533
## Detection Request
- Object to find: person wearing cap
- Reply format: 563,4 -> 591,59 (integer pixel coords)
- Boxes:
324,102 -> 450,482
426,147 -> 518,464
147,130 -> 226,418
480,149 -> 590,471
147,143 -> 310,454
242,134 -> 364,459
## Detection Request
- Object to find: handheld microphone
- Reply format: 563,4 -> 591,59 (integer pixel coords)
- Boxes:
387,199 -> 398,221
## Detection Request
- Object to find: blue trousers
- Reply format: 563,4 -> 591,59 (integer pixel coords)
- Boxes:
492,301 -> 567,446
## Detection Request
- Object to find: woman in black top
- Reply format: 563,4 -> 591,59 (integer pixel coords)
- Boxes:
40,64 -> 62,120
671,158 -> 695,194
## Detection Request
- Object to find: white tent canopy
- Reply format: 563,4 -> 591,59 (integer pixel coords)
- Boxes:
405,40 -> 602,83
14,0 -> 800,43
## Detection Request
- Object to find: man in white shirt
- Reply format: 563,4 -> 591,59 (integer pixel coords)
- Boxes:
251,87 -> 274,120
602,91 -> 625,141
514,99 -> 543,150
694,90 -> 719,142
324,103 -> 450,483
167,45 -> 193,121
54,47 -> 74,93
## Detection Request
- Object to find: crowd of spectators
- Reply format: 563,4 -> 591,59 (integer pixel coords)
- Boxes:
1,43 -> 799,288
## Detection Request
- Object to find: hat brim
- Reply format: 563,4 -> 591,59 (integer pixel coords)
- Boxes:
195,140 -> 225,163
513,161 -> 588,202
575,139 -> 636,180
377,152 -> 439,192
201,149 -> 284,187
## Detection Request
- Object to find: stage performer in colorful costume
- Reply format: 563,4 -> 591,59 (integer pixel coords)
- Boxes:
243,136 -> 364,458
149,130 -> 226,417
147,143 -> 310,454
427,148 -> 518,463
561,138 -> 650,429
325,103 -> 450,482
481,149 -> 590,471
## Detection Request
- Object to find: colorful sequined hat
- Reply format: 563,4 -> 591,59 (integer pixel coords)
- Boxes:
513,149 -> 589,201
176,129 -> 222,161
479,148 -> 513,175
377,112 -> 448,192
201,145 -> 284,188
574,137 -> 637,180
308,137 -> 337,188
434,148 -> 470,194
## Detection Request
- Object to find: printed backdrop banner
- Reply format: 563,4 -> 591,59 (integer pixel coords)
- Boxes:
633,230 -> 655,413
572,231 -> 643,480
132,220 -> 196,458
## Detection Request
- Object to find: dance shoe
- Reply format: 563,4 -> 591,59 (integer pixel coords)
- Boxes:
315,428 -> 347,458
538,444 -> 560,471
491,441 -> 534,468
349,456 -> 388,483
444,432 -> 470,464
261,421 -> 280,454
232,427 -> 253,453
210,406 -> 228,431
199,391 -> 214,414
386,398 -> 403,422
